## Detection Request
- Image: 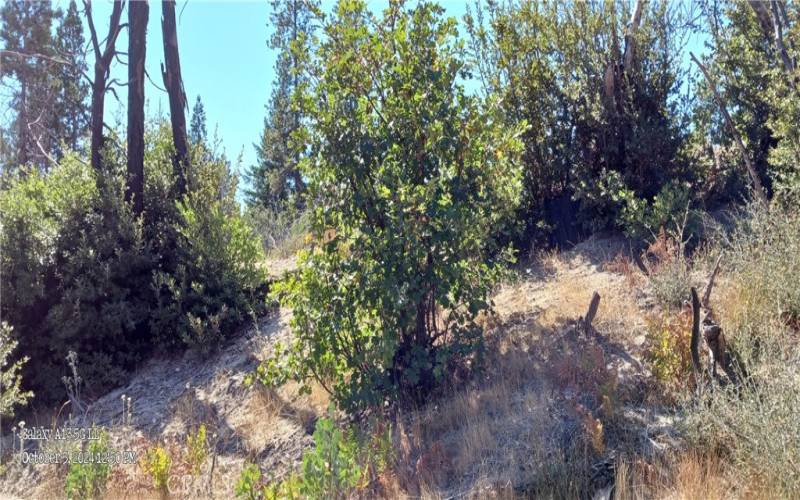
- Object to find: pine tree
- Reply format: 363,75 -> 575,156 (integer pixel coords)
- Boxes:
54,0 -> 89,157
245,0 -> 317,209
0,0 -> 61,170
189,95 -> 207,145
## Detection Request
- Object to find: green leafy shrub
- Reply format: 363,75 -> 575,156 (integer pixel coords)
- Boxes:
256,415 -> 393,499
0,321 -> 32,417
465,0 -> 692,244
142,444 -> 171,494
64,431 -> 111,500
256,0 -> 524,414
0,126 -> 269,403
185,423 -> 208,477
150,159 -> 268,353
0,157 -> 152,400
235,463 -> 266,500
298,417 -> 362,497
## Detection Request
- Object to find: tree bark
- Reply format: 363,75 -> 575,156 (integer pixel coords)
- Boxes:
84,0 -> 125,171
690,52 -> 769,207
161,0 -> 190,196
127,0 -> 148,216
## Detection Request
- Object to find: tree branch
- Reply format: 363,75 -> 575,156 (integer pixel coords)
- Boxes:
690,52 -> 769,207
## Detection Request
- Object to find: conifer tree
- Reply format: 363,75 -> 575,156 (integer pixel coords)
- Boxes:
189,95 -> 207,145
245,0 -> 317,210
0,0 -> 61,170
54,0 -> 89,157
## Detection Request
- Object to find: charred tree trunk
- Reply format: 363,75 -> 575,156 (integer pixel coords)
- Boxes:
161,0 -> 190,196
84,0 -> 125,171
127,0 -> 148,216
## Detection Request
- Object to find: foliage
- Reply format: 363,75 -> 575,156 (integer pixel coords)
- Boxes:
235,463 -> 266,500
0,156 -> 148,400
298,416 -> 362,497
64,431 -> 111,500
189,95 -> 208,146
244,0 -> 319,210
692,1 -> 800,201
185,423 -> 208,477
0,0 -> 88,170
644,309 -> 694,393
257,414 -> 394,499
256,0 -> 524,414
0,321 -> 32,417
679,203 -> 800,496
151,156 -> 268,353
465,0 -> 692,245
0,125 -> 268,403
142,444 -> 171,493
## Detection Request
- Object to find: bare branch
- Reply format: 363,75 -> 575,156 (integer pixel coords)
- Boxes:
701,254 -> 723,310
0,50 -> 71,66
690,52 -> 769,207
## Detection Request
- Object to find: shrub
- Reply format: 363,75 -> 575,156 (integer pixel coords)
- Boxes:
0,321 -> 32,417
142,444 -> 171,494
64,431 -> 111,500
257,414 -> 393,499
0,157 -> 152,400
257,0 -> 524,414
150,175 -> 268,353
681,203 -> 800,496
644,309 -> 694,394
185,423 -> 208,477
235,463 -> 266,500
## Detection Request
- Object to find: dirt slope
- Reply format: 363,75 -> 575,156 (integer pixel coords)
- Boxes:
1,235 -> 677,499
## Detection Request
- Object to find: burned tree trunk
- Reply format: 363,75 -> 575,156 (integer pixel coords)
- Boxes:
84,0 -> 125,171
127,0 -> 148,216
161,0 -> 190,196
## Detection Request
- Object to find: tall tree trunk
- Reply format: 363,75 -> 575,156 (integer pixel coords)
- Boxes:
84,0 -> 124,171
127,0 -> 148,216
161,0 -> 190,196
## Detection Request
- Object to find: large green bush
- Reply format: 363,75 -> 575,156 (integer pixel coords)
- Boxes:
256,0 -> 524,413
465,0 -> 692,245
151,158 -> 268,353
0,127 -> 268,403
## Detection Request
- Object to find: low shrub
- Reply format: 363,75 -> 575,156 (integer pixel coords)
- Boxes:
644,308 -> 694,394
64,431 -> 111,500
185,423 -> 208,477
248,414 -> 394,500
0,321 -> 32,417
142,444 -> 171,494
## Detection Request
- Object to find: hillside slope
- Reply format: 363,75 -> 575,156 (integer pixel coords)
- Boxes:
1,235 -> 684,499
